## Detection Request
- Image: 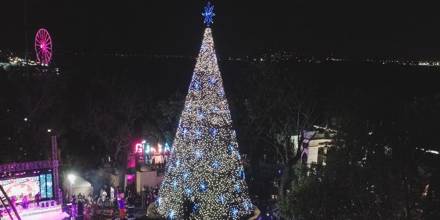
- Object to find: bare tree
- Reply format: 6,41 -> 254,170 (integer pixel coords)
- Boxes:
76,75 -> 154,169
241,63 -> 318,204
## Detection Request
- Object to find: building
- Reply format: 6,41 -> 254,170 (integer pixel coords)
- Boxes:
299,126 -> 336,167
126,140 -> 171,193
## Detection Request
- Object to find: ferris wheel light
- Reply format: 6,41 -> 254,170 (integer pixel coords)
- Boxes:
34,28 -> 53,66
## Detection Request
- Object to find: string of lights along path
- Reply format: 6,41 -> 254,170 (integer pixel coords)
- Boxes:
157,2 -> 255,219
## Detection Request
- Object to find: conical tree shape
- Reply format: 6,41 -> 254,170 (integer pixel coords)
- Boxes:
158,28 -> 254,219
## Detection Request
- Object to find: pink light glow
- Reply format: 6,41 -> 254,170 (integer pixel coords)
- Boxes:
15,204 -> 68,220
127,155 -> 135,168
22,210 -> 69,220
126,174 -> 135,184
135,143 -> 143,154
34,28 -> 52,65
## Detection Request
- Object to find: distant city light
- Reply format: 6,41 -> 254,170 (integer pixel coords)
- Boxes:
426,150 -> 439,155
418,147 -> 439,156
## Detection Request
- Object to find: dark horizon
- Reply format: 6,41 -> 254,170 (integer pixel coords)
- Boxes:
1,2 -> 440,219
1,1 -> 440,58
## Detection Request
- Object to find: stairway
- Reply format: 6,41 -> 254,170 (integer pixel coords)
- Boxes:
0,185 -> 21,220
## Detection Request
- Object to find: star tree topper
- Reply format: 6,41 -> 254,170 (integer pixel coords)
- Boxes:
202,1 -> 215,26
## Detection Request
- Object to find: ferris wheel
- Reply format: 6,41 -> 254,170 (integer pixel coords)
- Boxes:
34,28 -> 53,66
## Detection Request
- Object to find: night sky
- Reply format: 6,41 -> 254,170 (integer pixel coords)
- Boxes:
1,0 -> 440,58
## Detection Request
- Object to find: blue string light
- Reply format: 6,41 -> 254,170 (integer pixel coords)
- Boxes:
168,210 -> 175,219
218,194 -> 226,204
192,79 -> 201,91
172,180 -> 177,190
218,89 -> 225,97
238,168 -> 245,180
209,127 -> 218,137
185,188 -> 192,196
212,161 -> 220,169
199,180 -> 208,192
236,152 -> 241,160
195,150 -> 203,159
230,207 -> 239,218
211,106 -> 220,113
183,172 -> 189,181
182,127 -> 188,137
195,128 -> 202,139
197,108 -> 205,120
234,183 -> 241,193
243,200 -> 252,211
208,76 -> 217,85
227,143 -> 234,155
192,203 -> 200,214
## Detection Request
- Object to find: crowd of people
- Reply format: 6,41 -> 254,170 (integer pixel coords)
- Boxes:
141,185 -> 160,209
0,192 -> 43,217
67,191 -> 120,219
0,184 -> 161,219
65,184 -> 160,219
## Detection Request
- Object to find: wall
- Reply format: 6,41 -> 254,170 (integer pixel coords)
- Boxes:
136,171 -> 163,193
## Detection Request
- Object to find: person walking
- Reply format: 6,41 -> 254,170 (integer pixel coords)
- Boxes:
35,192 -> 41,207
117,193 -> 126,220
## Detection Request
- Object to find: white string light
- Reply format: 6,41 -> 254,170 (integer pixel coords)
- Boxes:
157,28 -> 254,219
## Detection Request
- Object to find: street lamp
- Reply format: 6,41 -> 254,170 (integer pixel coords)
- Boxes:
67,174 -> 76,201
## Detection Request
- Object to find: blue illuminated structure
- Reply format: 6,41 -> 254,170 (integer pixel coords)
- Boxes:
202,2 -> 215,26
38,173 -> 54,199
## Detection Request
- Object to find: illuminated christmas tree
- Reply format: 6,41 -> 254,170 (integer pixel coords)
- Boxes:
157,2 -> 254,219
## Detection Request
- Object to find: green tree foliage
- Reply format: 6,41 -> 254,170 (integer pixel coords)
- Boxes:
279,96 -> 440,219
